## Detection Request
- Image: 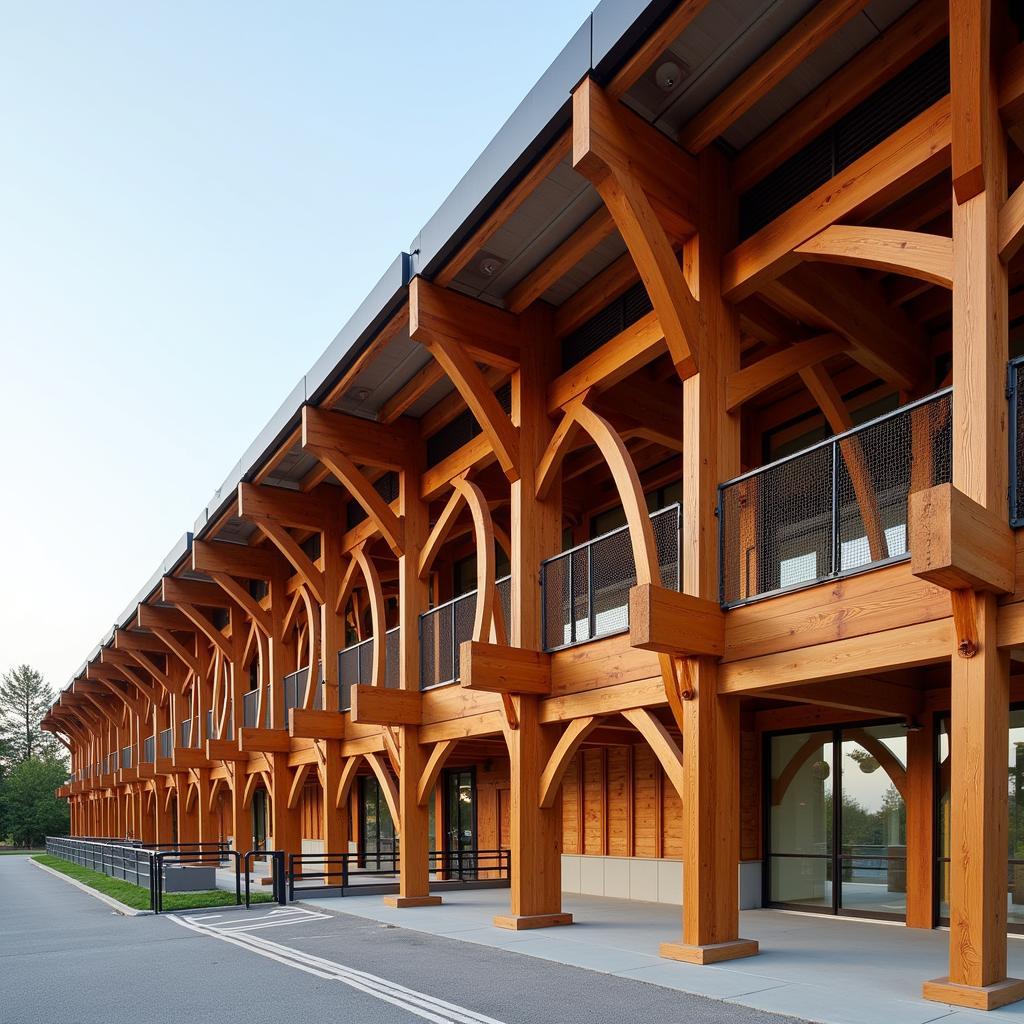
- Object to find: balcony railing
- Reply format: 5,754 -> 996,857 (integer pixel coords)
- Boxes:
541,504 -> 681,653
1010,357 -> 1024,528
180,719 -> 193,748
339,627 -> 400,711
718,388 -> 952,608
121,746 -> 132,770
284,665 -> 323,716
420,577 -> 511,690
242,689 -> 263,729
159,728 -> 173,759
142,736 -> 155,764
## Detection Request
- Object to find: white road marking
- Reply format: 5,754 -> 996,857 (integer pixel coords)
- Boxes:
169,910 -> 508,1024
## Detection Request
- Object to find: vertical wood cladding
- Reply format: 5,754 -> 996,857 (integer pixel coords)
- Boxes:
300,777 -> 323,841
558,722 -> 761,861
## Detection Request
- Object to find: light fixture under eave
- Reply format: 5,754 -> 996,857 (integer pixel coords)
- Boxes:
477,253 -> 505,278
655,60 -> 683,93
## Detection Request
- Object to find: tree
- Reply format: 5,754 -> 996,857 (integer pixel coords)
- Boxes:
0,664 -> 58,763
0,756 -> 69,846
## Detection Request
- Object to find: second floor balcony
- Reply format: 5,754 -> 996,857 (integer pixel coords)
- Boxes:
339,627 -> 399,711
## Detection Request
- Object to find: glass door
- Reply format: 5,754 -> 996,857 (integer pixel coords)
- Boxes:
767,723 -> 907,920
251,789 -> 267,856
444,768 -> 476,878
359,777 -> 396,871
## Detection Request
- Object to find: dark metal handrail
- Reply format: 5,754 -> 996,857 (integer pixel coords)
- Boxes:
339,626 -> 400,711
718,388 -> 952,608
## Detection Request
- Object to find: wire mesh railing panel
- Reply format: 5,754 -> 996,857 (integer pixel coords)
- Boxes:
385,627 -> 401,689
541,504 -> 680,652
180,720 -> 192,748
718,389 -> 952,607
1011,358 -> 1024,527
121,746 -> 132,770
142,736 -> 155,764
159,728 -> 173,759
496,575 -> 511,641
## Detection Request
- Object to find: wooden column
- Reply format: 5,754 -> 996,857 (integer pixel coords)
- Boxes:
175,778 -> 199,846
661,149 -> 757,965
228,768 -> 252,854
495,305 -> 571,930
193,768 -> 213,844
384,456 -> 439,907
905,712 -> 935,929
320,740 -> 348,855
269,752 -> 302,860
923,3 -> 1021,1008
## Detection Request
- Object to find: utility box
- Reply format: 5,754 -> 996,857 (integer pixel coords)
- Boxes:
163,864 -> 217,892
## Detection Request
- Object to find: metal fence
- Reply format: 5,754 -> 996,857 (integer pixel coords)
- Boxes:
1010,357 -> 1024,527
339,627 -> 400,711
159,728 -> 173,759
718,388 -> 952,607
541,505 -> 680,652
142,736 -> 155,764
284,665 -> 323,716
45,836 -> 152,889
419,577 -> 511,689
121,746 -> 132,770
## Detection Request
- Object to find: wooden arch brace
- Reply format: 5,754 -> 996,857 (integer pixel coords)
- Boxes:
410,277 -> 521,482
572,76 -> 700,379
538,717 -> 599,808
336,543 -> 387,688
301,406 -> 406,556
417,739 -> 458,806
621,708 -> 684,800
794,225 -> 953,287
365,752 -> 400,830
336,755 -> 361,809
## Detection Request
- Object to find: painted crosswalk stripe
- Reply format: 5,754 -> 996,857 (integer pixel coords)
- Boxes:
169,911 -> 507,1024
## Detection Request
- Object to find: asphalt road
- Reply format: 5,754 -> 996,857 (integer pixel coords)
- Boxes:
0,856 -> 803,1024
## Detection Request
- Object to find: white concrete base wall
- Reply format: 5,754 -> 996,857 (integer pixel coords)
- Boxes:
561,856 -> 763,909
301,839 -> 324,855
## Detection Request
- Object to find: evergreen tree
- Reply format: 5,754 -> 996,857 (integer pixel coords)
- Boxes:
0,664 -> 58,762
0,756 -> 69,846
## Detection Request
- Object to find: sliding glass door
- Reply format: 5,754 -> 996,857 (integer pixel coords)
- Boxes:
768,723 -> 907,920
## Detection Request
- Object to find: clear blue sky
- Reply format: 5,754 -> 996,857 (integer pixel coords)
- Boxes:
0,1 -> 595,689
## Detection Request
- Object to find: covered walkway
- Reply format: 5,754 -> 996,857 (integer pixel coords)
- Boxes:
297,889 -> 1024,1024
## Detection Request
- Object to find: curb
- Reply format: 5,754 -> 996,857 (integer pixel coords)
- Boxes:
30,858 -> 153,917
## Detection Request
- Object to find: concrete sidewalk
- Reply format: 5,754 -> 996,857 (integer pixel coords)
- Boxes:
298,888 -> 1024,1024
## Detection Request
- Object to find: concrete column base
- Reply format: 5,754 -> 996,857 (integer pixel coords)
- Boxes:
493,913 -> 573,930
660,938 -> 760,965
382,895 -> 442,908
922,976 -> 1024,1010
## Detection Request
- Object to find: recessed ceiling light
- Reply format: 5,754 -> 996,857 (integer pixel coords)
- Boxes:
655,60 -> 684,92
478,254 -> 504,278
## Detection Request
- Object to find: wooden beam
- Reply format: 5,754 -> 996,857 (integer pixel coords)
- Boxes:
679,0 -> 872,154
764,678 -> 923,720
237,482 -> 336,533
350,685 -> 421,726
628,585 -> 724,657
301,410 -> 405,557
161,577 -> 233,609
192,539 -> 278,580
409,276 -> 522,370
766,264 -> 924,392
949,0 -> 990,203
723,96 -> 952,300
288,708 -> 345,740
252,520 -> 325,605
287,763 -> 312,810
621,707 -> 684,800
795,226 -> 953,288
909,483 -> 1015,594
301,405 -> 416,473
237,728 -> 291,754
999,180 -> 1024,263
732,0 -> 947,192
380,361 -> 445,424
460,641 -> 551,695
553,252 -> 639,339
726,334 -> 847,411
206,571 -> 272,636
573,77 -> 699,377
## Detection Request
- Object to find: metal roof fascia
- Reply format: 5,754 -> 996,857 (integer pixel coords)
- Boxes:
411,17 -> 593,281
590,0 -> 682,79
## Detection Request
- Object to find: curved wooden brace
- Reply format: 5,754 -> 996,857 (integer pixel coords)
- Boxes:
287,763 -> 313,810
999,180 -> 1024,263
418,485 -> 467,579
621,707 -> 684,800
353,547 -> 387,689
794,225 -> 953,288
417,739 -> 458,806
242,770 -> 261,810
297,585 -> 321,710
184,781 -> 198,814
365,752 -> 401,830
282,587 -> 304,634
335,553 -> 362,615
535,396 -> 585,501
312,444 -> 405,556
256,520 -> 325,604
208,777 -> 225,814
844,728 -> 908,802
538,717 -> 598,808
210,570 -> 272,636
253,625 -> 270,731
424,332 -> 521,482
453,476 -> 505,647
336,755 -> 361,809
164,784 -> 176,813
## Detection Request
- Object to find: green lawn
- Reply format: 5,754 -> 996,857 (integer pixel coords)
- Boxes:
31,854 -> 273,911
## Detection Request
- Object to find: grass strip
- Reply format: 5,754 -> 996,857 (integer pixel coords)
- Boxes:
31,854 -> 272,911
0,849 -> 44,856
